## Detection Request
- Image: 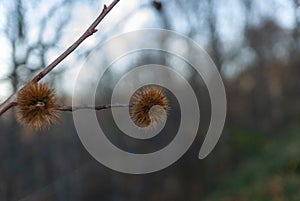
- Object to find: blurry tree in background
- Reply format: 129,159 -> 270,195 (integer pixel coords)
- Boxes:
0,0 -> 98,200
0,0 -> 300,201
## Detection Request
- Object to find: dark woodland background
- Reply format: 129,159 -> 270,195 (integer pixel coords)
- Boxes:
0,0 -> 300,200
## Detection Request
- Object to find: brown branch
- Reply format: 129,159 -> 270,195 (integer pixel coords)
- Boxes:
0,0 -> 121,116
57,104 -> 128,112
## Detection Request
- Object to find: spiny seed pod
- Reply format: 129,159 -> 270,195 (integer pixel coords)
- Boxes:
16,83 -> 60,130
129,86 -> 169,128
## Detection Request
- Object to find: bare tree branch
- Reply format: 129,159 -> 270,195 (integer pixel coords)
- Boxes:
57,104 -> 128,112
0,0 -> 121,116
31,0 -> 120,83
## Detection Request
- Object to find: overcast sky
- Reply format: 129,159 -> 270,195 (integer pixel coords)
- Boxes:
0,0 -> 297,102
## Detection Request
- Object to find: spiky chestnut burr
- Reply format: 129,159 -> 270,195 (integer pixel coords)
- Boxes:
129,86 -> 169,128
16,83 -> 60,130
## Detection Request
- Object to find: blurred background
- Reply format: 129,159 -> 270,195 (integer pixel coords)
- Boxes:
0,0 -> 300,200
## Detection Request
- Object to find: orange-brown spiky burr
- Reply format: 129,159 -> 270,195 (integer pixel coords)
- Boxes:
16,83 -> 60,130
129,86 -> 169,128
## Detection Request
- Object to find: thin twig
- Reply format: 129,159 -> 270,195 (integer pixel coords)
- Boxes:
57,104 -> 129,112
0,0 -> 121,116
